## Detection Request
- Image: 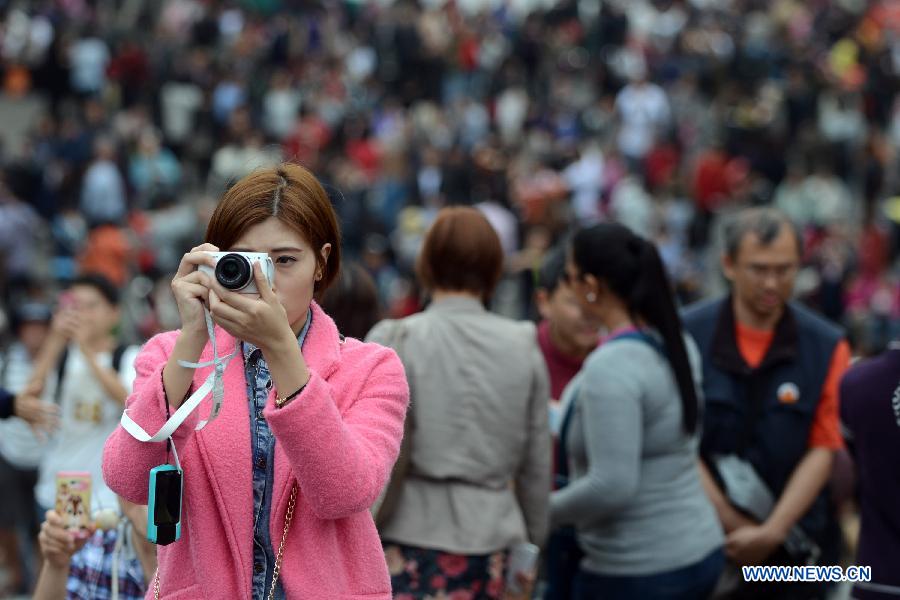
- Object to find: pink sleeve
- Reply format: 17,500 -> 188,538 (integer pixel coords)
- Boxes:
263,345 -> 409,520
102,332 -> 200,504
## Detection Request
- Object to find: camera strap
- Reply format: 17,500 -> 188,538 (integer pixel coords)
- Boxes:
119,308 -> 238,443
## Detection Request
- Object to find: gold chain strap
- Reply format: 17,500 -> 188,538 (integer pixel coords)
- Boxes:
267,482 -> 298,600
151,482 -> 298,600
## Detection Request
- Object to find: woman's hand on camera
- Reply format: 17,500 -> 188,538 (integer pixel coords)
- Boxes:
171,244 -> 218,336
207,261 -> 293,351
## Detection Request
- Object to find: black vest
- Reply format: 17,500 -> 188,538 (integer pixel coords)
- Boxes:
683,297 -> 843,540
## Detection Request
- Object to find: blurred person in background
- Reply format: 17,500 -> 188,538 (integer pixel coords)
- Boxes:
34,496 -> 156,600
139,189 -> 201,276
319,260 -> 381,340
0,301 -> 59,439
80,136 -> 127,229
361,233 -> 402,311
533,244 -> 599,600
26,274 -> 139,515
534,244 -> 600,425
368,206 -> 550,599
69,29 -> 109,97
0,385 -> 55,426
551,223 -> 723,600
614,66 -> 671,169
127,127 -> 181,210
683,208 -> 850,599
0,301 -> 58,595
76,224 -> 133,289
839,340 -> 900,600
0,176 -> 46,291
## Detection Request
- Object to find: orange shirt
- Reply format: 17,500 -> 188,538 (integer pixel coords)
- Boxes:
77,225 -> 132,287
735,321 -> 850,450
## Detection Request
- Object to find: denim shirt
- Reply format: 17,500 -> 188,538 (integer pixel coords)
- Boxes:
244,311 -> 312,600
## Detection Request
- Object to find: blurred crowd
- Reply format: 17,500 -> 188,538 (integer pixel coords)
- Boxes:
0,0 -> 899,596
0,0 -> 897,354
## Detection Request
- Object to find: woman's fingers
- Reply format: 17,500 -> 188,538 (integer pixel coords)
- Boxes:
209,313 -> 243,338
208,288 -> 247,324
174,280 -> 212,305
253,261 -> 277,301
206,277 -> 258,312
179,270 -> 214,287
179,251 -> 217,271
187,243 -> 220,256
174,244 -> 220,279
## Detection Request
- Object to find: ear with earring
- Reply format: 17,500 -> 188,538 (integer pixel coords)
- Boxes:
586,292 -> 597,303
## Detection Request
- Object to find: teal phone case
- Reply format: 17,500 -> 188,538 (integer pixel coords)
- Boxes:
147,464 -> 182,545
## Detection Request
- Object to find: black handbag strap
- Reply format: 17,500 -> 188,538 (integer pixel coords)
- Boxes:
0,346 -> 8,388
556,331 -> 665,488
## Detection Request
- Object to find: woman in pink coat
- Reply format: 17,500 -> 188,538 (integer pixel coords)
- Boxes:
103,163 -> 409,599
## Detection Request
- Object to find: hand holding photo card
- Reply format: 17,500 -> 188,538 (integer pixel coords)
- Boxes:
55,471 -> 91,535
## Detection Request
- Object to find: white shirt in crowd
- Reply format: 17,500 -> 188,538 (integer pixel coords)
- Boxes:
160,81 -> 204,144
80,159 -> 127,225
0,342 -> 47,469
564,147 -> 605,226
615,81 -> 671,160
263,88 -> 302,140
35,345 -> 139,512
70,37 -> 109,94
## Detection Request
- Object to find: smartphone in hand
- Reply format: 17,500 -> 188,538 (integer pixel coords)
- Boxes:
58,291 -> 76,311
506,542 -> 540,596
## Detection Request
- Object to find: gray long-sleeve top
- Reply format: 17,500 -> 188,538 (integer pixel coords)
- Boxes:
551,334 -> 723,576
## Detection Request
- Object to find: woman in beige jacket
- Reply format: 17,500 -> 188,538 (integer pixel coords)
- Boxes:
367,206 -> 551,599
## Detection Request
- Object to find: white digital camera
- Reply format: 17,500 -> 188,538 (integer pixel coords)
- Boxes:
199,252 -> 274,294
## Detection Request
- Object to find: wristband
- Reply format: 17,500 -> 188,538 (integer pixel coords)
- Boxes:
275,381 -> 308,408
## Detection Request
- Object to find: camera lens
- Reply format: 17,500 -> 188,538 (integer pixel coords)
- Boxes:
215,254 -> 252,290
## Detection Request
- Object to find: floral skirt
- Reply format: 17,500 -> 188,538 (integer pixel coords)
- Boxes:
384,542 -> 507,599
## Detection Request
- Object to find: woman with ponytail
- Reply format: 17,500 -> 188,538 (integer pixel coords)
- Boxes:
549,223 -> 724,600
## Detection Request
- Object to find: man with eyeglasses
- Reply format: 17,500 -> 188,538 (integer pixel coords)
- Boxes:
682,207 -> 850,599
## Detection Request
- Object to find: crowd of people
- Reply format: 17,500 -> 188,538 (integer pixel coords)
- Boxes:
0,0 -> 898,348
0,0 -> 899,599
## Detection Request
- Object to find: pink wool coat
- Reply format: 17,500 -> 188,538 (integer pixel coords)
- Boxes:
103,302 -> 408,599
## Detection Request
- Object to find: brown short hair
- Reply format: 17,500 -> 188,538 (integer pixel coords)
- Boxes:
416,206 -> 503,299
205,163 -> 341,295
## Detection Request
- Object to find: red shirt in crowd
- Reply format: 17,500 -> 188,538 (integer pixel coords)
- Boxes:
537,319 -> 592,401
